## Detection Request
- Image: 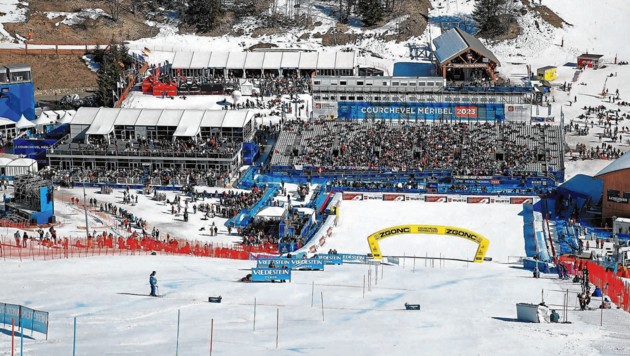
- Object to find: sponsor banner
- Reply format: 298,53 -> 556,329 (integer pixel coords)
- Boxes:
467,196 -> 490,204
491,197 -> 511,204
383,193 -> 405,201
342,192 -> 363,200
339,254 -> 367,263
448,196 -> 468,203
32,310 -> 49,334
425,195 -> 447,203
362,192 -> 383,200
531,116 -> 555,122
20,307 -> 33,331
316,254 -> 343,265
607,190 -> 630,204
337,101 -> 506,121
366,225 -> 490,263
319,235 -> 327,247
251,268 -> 292,282
510,197 -> 534,204
2,303 -> 20,325
406,194 -> 424,201
257,258 -> 292,268
277,243 -> 299,254
291,258 -> 325,270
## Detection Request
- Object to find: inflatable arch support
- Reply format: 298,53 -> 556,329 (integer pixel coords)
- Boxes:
367,225 -> 490,263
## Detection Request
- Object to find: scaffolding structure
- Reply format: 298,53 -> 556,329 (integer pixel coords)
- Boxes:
13,175 -> 52,211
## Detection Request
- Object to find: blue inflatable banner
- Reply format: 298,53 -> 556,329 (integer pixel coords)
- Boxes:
337,101 -> 505,121
316,254 -> 343,265
290,258 -> 325,270
256,258 -> 292,268
251,268 -> 292,282
338,254 -> 367,263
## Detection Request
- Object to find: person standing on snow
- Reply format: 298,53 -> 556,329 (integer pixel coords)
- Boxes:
149,271 -> 158,297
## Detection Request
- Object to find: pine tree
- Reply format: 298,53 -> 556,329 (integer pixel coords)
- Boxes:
357,0 -> 383,27
96,43 -> 131,107
184,0 -> 222,33
472,0 -> 506,37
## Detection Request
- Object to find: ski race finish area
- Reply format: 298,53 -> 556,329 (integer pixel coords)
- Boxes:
367,225 -> 490,263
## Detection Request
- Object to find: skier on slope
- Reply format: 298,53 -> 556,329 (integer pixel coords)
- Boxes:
149,271 -> 158,297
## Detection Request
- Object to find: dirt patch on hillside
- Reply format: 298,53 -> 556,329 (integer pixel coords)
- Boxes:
522,0 -> 571,28
3,0 -> 155,43
1,53 -> 97,91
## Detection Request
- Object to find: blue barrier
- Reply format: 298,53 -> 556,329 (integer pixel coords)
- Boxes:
338,254 -> 367,263
0,303 -> 48,336
256,258 -> 325,270
315,254 -> 343,265
523,258 -> 556,274
257,259 -> 292,268
251,268 -> 291,282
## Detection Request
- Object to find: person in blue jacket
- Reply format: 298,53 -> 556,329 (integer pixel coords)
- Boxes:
149,271 -> 158,297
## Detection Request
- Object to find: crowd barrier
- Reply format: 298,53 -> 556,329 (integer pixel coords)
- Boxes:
0,235 -> 277,261
558,256 -> 630,313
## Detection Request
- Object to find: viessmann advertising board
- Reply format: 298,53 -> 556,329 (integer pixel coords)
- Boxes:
337,101 -> 506,121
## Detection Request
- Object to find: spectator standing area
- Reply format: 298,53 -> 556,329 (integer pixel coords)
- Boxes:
47,107 -> 255,173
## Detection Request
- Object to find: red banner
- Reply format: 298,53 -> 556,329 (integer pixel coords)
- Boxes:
425,195 -> 447,203
510,197 -> 534,204
342,192 -> 364,200
383,194 -> 405,201
467,196 -> 490,204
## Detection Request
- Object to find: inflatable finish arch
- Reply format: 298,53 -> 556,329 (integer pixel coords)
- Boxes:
367,225 -> 490,263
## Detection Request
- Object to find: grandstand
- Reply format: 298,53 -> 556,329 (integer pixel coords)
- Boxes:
47,108 -> 255,173
270,120 -> 564,180
312,76 -> 533,121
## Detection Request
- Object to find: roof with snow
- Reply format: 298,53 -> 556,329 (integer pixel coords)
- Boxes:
578,54 -> 604,59
71,107 -> 254,137
168,51 -> 356,71
594,150 -> 630,177
432,28 -> 500,66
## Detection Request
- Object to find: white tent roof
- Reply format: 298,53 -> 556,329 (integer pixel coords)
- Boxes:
226,52 -> 247,69
172,52 -> 194,69
156,110 -> 184,127
72,108 -> 100,125
0,157 -> 12,166
0,117 -> 15,127
256,206 -> 285,218
190,52 -> 212,69
280,52 -> 300,69
16,114 -> 35,129
262,52 -> 283,70
335,51 -> 355,69
56,110 -> 75,124
34,111 -> 57,126
222,111 -> 249,128
299,52 -> 319,69
200,111 -> 226,128
114,109 -> 141,126
208,52 -> 229,68
317,52 -> 337,69
244,52 -> 265,70
135,109 -> 162,126
85,108 -> 119,136
173,110 -> 204,137
7,158 -> 36,167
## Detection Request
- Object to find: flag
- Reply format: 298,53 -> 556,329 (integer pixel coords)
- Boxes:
144,47 -> 152,53
142,51 -> 149,57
